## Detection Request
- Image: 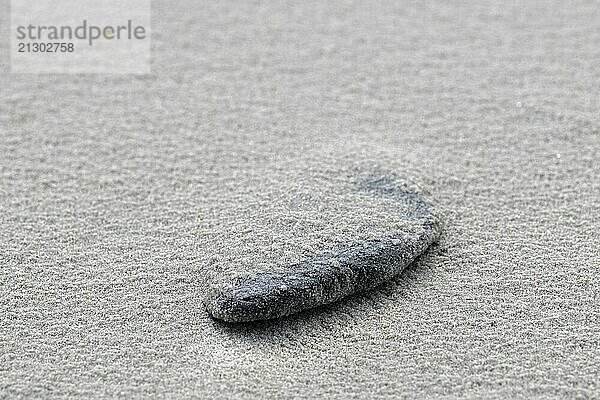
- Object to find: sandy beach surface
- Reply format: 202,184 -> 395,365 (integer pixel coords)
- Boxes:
1,1 -> 599,398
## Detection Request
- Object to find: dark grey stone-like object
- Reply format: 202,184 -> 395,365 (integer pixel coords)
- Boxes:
205,177 -> 442,323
